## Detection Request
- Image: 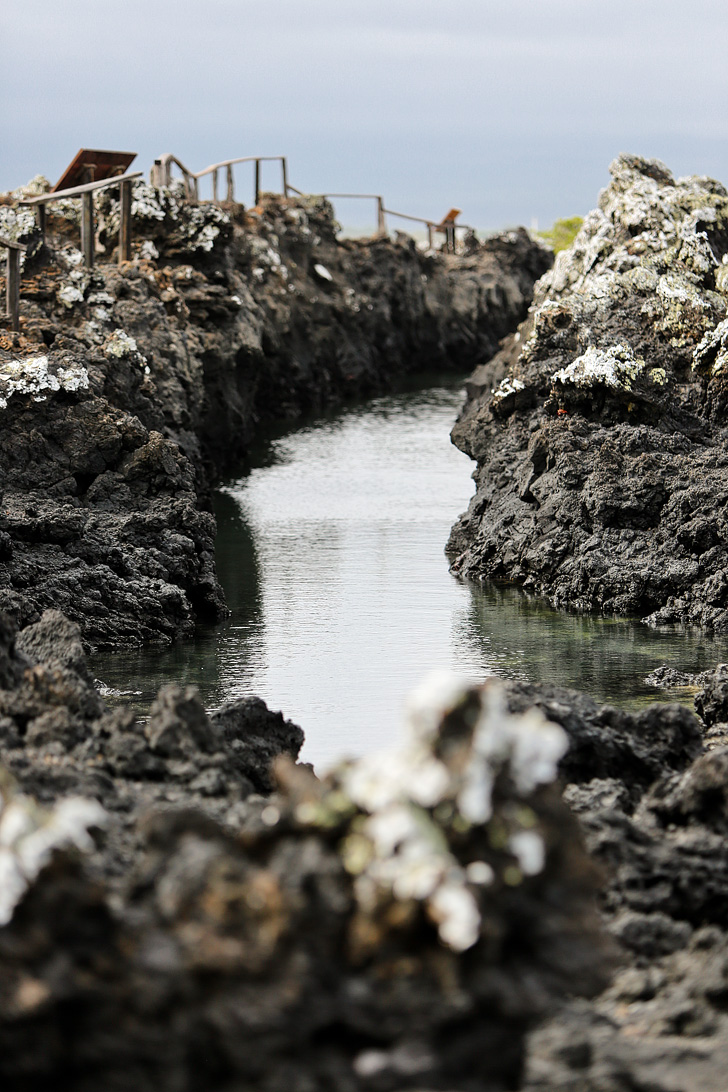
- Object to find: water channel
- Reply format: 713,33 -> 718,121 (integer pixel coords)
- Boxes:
92,378 -> 728,771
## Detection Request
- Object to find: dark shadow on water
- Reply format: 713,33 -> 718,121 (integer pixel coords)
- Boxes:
89,493 -> 266,714
455,580 -> 727,710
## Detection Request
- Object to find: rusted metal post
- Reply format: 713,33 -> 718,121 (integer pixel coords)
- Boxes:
35,202 -> 47,240
427,223 -> 434,249
118,180 -> 132,263
81,191 -> 95,268
226,164 -> 234,202
212,168 -> 218,202
254,159 -> 261,205
377,196 -> 386,235
282,157 -> 288,197
6,247 -> 20,332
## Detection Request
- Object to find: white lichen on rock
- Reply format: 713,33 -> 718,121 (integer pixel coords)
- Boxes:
0,205 -> 38,270
95,180 -> 230,253
130,181 -> 167,222
0,356 -> 89,409
329,672 -> 567,953
248,236 -> 288,280
57,284 -> 85,309
552,344 -> 646,392
524,154 -> 728,382
693,317 -> 728,376
492,376 -> 525,403
0,205 -> 37,244
10,175 -> 51,201
0,769 -> 106,926
104,329 -> 138,358
138,239 -> 159,260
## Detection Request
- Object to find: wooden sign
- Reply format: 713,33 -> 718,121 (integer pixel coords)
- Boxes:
52,149 -> 137,192
436,208 -> 462,229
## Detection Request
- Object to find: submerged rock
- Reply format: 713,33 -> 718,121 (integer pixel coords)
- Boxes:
447,154 -> 728,629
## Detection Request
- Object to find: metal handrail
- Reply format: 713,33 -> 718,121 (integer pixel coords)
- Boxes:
18,171 -> 143,269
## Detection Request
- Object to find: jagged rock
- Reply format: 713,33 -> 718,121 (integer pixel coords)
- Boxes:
447,154 -> 728,630
209,696 -> 305,792
694,662 -> 728,725
500,677 -> 728,1092
0,611 -> 303,875
644,663 -> 702,688
3,609 -> 728,1089
0,672 -> 609,1091
1,185 -> 549,648
500,679 -> 703,795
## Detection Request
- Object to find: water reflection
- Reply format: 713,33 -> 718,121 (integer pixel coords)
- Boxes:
454,582 -> 728,708
90,381 -> 728,772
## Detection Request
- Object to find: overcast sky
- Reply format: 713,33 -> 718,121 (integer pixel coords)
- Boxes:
3,0 -> 727,231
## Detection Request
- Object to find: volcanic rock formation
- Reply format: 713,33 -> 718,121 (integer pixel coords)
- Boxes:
0,179 -> 551,648
0,614 -> 608,1091
447,154 -> 728,629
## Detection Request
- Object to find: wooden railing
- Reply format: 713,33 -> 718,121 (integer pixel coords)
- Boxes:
18,171 -> 143,269
1,235 -> 27,331
151,153 -> 288,206
317,193 -> 474,252
152,155 -> 473,251
1,150 -> 473,333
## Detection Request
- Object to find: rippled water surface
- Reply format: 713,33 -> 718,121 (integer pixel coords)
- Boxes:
91,381 -> 728,771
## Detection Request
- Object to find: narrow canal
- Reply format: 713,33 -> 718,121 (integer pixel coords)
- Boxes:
92,379 -> 728,771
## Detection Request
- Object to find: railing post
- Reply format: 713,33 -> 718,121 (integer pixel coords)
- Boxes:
254,159 -> 261,205
36,203 -> 47,240
81,191 -> 95,268
282,157 -> 288,197
445,223 -> 455,254
226,164 -> 234,202
427,223 -> 434,249
377,196 -> 386,235
212,168 -> 218,203
6,248 -> 20,332
119,180 -> 132,263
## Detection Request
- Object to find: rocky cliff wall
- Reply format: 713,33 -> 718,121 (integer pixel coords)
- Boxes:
447,154 -> 728,629
0,182 -> 551,648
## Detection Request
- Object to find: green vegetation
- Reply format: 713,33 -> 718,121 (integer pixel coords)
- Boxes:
538,216 -> 584,253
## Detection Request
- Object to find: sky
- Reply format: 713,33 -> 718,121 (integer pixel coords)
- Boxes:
2,0 -> 727,233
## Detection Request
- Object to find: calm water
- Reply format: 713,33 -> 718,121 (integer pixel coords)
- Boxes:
91,382 -> 728,771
